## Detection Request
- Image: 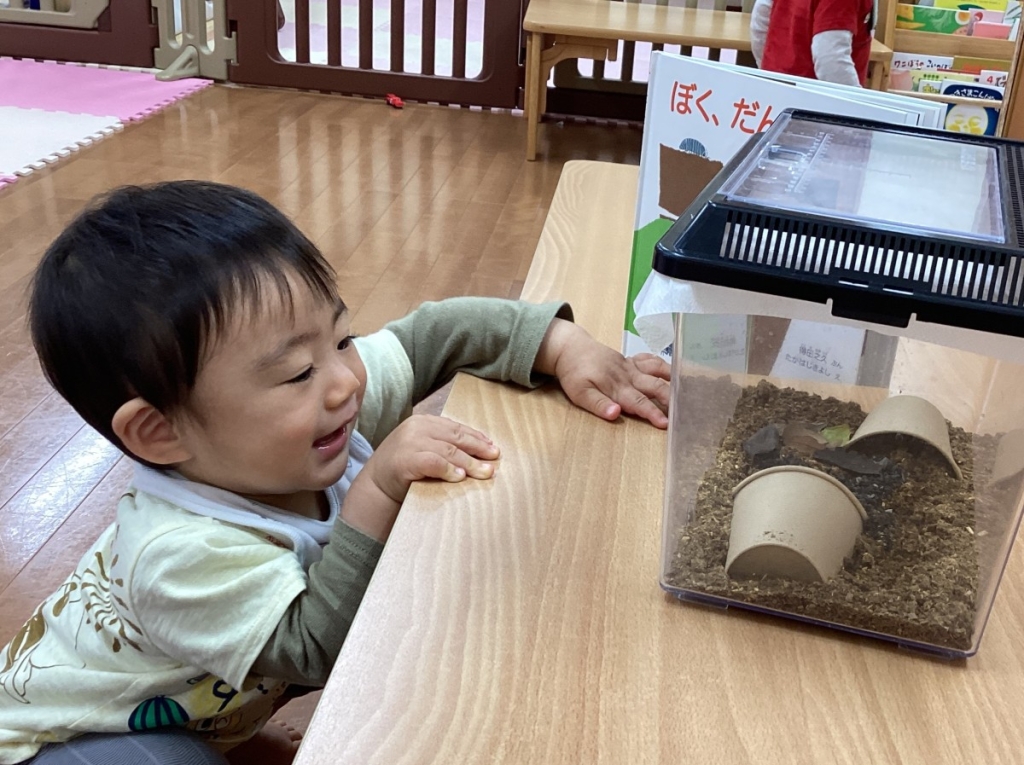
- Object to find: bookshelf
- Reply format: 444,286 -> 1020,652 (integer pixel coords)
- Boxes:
880,0 -> 1021,135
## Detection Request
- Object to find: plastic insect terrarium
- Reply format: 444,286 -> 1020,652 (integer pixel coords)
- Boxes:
653,109 -> 1024,657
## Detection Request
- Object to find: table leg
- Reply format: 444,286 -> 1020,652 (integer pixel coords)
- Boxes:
539,62 -> 549,118
525,31 -> 541,162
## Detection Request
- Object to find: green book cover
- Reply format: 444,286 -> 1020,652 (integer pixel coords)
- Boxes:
896,4 -> 971,33
933,0 -> 1008,11
911,69 -> 975,93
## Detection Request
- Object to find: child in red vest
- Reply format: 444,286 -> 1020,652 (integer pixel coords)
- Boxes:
750,0 -> 876,88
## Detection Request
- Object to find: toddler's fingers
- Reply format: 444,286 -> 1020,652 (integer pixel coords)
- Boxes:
414,451 -> 471,483
633,354 -> 671,380
633,373 -> 671,411
432,418 -> 500,460
615,387 -> 669,429
575,387 -> 622,422
429,440 -> 496,480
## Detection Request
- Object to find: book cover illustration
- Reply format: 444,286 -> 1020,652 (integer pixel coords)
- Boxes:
941,81 -> 1004,134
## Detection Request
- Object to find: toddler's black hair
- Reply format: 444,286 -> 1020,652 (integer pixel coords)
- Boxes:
29,181 -> 339,464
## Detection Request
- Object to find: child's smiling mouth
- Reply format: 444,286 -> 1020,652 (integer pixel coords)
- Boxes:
313,422 -> 350,458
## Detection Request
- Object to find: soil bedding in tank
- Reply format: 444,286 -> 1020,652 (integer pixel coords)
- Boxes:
664,378 -> 994,651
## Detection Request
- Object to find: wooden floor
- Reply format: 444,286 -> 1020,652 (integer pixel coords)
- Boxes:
0,84 -> 639,729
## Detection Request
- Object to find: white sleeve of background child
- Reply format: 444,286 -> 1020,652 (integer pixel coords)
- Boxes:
811,30 -> 861,87
750,0 -> 773,67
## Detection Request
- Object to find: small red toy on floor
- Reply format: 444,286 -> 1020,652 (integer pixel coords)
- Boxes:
385,93 -> 404,109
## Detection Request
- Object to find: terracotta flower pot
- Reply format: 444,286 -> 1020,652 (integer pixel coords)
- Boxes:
727,466 -> 867,583
847,395 -> 962,479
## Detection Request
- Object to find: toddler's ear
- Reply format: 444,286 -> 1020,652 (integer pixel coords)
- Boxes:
112,398 -> 191,465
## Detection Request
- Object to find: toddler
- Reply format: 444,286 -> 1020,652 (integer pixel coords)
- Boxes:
0,181 -> 670,765
750,0 -> 876,88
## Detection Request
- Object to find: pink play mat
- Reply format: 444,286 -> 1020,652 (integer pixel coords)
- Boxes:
0,58 -> 212,190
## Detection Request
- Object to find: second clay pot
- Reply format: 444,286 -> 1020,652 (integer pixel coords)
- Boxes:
727,465 -> 867,583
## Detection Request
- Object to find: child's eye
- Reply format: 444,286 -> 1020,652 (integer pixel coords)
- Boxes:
337,335 -> 355,351
287,366 -> 315,384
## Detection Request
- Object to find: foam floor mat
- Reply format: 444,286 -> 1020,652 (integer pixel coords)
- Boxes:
0,106 -> 122,189
0,58 -> 212,189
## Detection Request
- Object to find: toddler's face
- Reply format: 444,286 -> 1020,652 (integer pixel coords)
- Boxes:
171,275 -> 365,509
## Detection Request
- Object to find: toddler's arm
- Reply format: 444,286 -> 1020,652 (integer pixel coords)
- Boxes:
250,517 -> 383,686
354,297 -> 571,447
811,31 -> 860,87
249,414 -> 496,687
811,0 -> 865,87
387,297 -> 573,400
375,297 -> 668,431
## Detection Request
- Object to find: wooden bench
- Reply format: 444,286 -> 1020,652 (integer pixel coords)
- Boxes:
523,0 -> 895,160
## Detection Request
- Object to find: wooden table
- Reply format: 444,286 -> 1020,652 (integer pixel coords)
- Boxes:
296,161 -> 1024,764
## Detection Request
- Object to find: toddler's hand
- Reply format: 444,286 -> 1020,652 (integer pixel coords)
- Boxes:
537,320 -> 671,429
343,415 -> 499,541
364,414 -> 500,504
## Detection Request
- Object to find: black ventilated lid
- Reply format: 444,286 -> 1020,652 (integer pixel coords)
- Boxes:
653,110 -> 1024,336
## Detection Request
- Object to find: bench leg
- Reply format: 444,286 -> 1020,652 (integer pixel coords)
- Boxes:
525,31 -> 542,161
523,34 -> 617,161
540,71 -> 549,119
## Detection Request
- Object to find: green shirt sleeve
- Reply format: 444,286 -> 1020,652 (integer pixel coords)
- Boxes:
249,521 -> 383,686
384,297 -> 574,404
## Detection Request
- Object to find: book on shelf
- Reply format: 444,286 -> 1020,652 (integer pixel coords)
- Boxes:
933,0 -> 1008,10
897,3 -> 1007,33
891,52 -> 955,71
952,55 -> 1012,72
940,80 -> 1003,135
980,69 -> 1009,86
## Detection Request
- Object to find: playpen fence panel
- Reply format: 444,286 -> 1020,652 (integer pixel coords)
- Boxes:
228,0 -> 524,108
0,0 -> 107,29
0,0 -> 157,67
